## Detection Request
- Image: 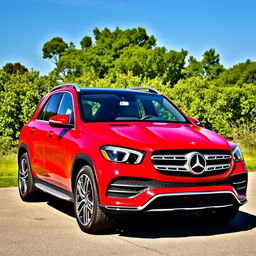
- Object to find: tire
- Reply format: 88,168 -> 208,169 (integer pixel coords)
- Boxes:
18,152 -> 40,201
74,165 -> 115,234
200,205 -> 239,223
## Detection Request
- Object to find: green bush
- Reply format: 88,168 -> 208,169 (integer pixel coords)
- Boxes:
169,77 -> 256,136
0,71 -> 57,140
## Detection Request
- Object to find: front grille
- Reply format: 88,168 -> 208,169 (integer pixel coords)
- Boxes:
152,149 -> 232,177
106,173 -> 248,198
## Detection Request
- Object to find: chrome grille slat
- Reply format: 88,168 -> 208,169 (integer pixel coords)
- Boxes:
152,155 -> 187,160
154,165 -> 188,172
204,154 -> 231,160
205,164 -> 230,171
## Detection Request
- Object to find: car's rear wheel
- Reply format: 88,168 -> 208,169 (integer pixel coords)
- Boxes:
74,166 -> 115,234
18,152 -> 40,201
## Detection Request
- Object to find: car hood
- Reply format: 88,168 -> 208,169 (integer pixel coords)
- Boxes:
83,122 -> 230,151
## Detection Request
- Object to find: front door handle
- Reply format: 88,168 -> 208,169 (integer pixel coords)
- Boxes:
30,127 -> 36,133
47,131 -> 54,137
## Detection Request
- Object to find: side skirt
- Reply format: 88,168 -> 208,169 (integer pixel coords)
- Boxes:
34,178 -> 74,202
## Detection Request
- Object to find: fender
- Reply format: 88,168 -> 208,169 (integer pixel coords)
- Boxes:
18,143 -> 29,161
70,153 -> 99,195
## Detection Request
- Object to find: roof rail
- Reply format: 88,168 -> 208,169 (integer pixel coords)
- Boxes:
128,87 -> 161,95
50,83 -> 81,92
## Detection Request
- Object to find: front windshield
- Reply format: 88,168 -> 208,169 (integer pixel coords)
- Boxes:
79,91 -> 187,123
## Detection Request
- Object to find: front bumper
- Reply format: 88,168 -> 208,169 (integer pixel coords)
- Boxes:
94,153 -> 248,212
100,190 -> 246,213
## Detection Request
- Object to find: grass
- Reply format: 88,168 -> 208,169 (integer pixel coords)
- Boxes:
0,153 -> 18,187
244,152 -> 256,172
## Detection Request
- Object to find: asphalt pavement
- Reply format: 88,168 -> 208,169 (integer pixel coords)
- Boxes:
1,173 -> 256,256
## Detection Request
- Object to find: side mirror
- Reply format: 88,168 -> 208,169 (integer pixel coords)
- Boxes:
49,114 -> 73,128
189,117 -> 200,125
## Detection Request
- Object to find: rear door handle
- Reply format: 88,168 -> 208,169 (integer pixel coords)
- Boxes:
30,127 -> 36,133
47,131 -> 54,137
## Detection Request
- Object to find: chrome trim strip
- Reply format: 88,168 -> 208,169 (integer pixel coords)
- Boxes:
108,189 -> 138,194
35,183 -> 73,202
110,183 -> 147,188
146,204 -> 234,212
233,180 -> 247,185
235,186 -> 247,190
101,191 -> 246,212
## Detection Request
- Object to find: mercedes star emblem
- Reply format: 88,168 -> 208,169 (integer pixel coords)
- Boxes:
187,152 -> 206,175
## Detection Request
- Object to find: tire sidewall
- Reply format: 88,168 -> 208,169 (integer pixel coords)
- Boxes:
74,165 -> 99,232
18,152 -> 36,200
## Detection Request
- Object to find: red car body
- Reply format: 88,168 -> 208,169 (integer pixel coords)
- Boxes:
18,84 -> 247,233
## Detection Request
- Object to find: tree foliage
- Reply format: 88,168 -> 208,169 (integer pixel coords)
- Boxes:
1,26 -> 256,145
0,71 -> 57,139
42,37 -> 68,64
80,36 -> 92,50
2,62 -> 28,75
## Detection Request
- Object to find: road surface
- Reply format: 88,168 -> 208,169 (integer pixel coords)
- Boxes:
0,173 -> 256,256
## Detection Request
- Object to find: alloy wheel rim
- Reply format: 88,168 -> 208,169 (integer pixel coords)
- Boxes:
19,158 -> 29,195
75,173 -> 94,226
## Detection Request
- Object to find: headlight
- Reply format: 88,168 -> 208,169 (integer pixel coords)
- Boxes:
100,146 -> 145,164
232,146 -> 244,162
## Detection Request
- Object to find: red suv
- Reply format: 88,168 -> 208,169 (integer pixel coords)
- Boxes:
18,83 -> 248,233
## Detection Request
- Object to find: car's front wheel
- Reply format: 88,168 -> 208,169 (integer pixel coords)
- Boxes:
74,166 -> 115,234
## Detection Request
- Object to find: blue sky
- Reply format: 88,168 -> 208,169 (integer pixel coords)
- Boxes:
1,0 -> 256,75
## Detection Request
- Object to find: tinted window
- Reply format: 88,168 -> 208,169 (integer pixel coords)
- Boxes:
58,93 -> 74,124
79,91 -> 187,123
38,93 -> 63,121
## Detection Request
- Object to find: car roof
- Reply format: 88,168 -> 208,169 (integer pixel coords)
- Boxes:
49,84 -> 162,96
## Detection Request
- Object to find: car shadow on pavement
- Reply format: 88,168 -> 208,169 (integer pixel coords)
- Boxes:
44,195 -> 256,238
117,211 -> 256,238
45,194 -> 75,218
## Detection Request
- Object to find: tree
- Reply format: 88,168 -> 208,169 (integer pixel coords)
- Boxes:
80,36 -> 92,50
216,59 -> 256,86
42,37 -> 68,64
2,62 -> 28,75
55,27 -> 158,79
183,56 -> 204,78
202,49 -> 223,77
68,42 -> 76,49
112,46 -> 187,84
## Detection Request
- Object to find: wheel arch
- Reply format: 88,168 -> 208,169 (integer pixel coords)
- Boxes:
71,153 -> 99,194
18,143 -> 29,162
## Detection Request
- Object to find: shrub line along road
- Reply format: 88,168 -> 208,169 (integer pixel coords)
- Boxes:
0,173 -> 256,256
